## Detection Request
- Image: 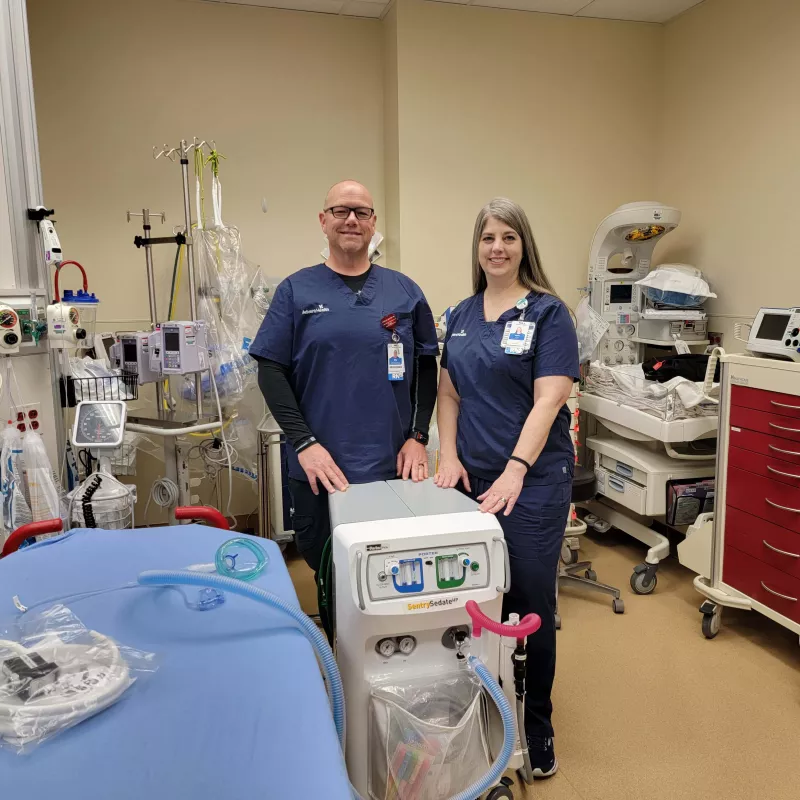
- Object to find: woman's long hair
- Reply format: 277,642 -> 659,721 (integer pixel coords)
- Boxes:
471,197 -> 559,299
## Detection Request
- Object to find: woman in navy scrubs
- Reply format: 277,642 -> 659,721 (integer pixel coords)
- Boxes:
435,197 -> 578,778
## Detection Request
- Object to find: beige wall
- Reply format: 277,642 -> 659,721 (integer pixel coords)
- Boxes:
28,0 -> 385,326
659,0 -> 800,351
27,0 -> 384,522
392,0 -> 663,312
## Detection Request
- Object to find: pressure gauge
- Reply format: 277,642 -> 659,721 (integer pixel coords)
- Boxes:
614,341 -> 624,351
0,308 -> 18,329
72,400 -> 127,449
625,324 -> 636,335
377,638 -> 397,658
398,636 -> 416,656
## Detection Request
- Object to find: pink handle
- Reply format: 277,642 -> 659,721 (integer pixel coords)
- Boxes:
1,519 -> 63,558
465,600 -> 541,639
175,506 -> 230,530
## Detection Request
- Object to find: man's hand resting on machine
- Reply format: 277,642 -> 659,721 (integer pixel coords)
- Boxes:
297,443 -> 349,495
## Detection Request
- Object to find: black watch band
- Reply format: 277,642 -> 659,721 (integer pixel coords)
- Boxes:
410,430 -> 429,446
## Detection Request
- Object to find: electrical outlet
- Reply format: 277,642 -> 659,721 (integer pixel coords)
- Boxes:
13,403 -> 42,433
708,331 -> 724,347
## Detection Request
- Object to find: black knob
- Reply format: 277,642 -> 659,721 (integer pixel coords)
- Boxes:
794,340 -> 799,348
792,328 -> 799,337
75,328 -> 87,340
786,339 -> 792,347
3,332 -> 18,346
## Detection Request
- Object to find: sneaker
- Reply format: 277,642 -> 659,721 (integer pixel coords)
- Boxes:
526,735 -> 558,778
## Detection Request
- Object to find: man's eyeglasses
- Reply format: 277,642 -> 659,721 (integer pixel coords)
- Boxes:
325,206 -> 374,221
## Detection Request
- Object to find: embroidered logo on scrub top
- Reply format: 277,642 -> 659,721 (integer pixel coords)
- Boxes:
451,329 -> 467,337
302,303 -> 331,315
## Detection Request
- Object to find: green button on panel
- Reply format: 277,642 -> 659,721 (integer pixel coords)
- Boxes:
470,562 -> 480,572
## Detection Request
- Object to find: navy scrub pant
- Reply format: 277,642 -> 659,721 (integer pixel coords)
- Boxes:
465,475 -> 571,740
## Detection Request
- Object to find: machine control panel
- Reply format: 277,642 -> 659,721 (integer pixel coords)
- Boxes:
367,543 -> 489,601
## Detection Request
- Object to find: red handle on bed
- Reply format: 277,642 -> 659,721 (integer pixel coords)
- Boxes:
465,600 -> 541,640
174,506 -> 230,530
1,519 -> 63,558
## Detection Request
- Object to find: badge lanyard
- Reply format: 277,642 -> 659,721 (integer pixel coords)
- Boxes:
381,313 -> 405,381
501,297 -> 534,355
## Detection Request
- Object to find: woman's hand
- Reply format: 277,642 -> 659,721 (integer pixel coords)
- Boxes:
434,454 -> 471,492
477,461 -> 526,515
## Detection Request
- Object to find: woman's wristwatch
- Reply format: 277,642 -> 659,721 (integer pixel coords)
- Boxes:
409,429 -> 429,446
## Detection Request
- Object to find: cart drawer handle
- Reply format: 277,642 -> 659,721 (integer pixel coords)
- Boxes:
769,422 -> 800,433
760,581 -> 798,603
771,400 -> 800,411
765,498 -> 800,514
607,476 -> 626,493
769,444 -> 800,457
763,540 -> 800,559
767,465 -> 800,480
356,551 -> 366,611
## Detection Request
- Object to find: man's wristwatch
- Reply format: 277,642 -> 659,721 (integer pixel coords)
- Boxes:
409,430 -> 429,446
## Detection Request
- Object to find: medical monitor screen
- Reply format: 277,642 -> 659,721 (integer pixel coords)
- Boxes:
755,314 -> 789,341
164,331 -> 181,352
609,284 -> 633,304
122,342 -> 137,363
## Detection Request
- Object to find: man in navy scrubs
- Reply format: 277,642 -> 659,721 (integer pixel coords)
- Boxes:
250,180 -> 439,595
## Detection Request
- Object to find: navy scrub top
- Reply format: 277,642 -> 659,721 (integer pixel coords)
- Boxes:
249,264 -> 439,484
441,291 -> 579,485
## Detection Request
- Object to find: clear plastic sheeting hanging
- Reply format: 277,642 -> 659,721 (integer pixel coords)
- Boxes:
1,426 -> 32,542
22,431 -> 64,524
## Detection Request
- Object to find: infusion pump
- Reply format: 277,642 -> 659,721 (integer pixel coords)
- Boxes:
111,320 -> 210,382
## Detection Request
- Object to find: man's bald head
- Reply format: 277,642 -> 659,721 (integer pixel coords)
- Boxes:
323,180 -> 374,210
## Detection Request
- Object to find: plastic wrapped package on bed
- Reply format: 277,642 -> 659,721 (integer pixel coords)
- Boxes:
583,362 -> 719,422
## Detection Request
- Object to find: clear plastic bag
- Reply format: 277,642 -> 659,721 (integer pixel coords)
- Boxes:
636,263 -> 717,308
369,670 -> 491,800
1,426 -> 32,541
22,431 -> 62,522
0,604 -> 157,752
575,295 -> 609,363
193,225 -> 261,411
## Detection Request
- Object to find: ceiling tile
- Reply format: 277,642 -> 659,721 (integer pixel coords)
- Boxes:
340,0 -> 387,15
471,0 -> 589,12
576,0 -> 705,23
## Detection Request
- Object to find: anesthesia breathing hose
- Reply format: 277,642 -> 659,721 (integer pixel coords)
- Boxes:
136,571 -> 540,800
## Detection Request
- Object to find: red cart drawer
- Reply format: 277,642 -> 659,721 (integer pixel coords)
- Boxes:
726,466 -> 800,533
731,385 -> 800,421
725,506 -> 800,580
727,427 -> 800,466
723,544 -> 800,624
730,406 -> 800,444
727,445 -> 800,487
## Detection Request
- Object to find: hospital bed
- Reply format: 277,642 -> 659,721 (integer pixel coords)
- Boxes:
0,524 -> 351,800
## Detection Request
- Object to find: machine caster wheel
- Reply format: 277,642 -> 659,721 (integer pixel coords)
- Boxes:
630,564 -> 658,595
700,602 -> 722,639
613,598 -> 625,614
592,519 -> 612,533
584,513 -> 598,526
486,786 -> 514,800
555,613 -> 562,630
585,569 -> 597,581
561,541 -> 578,565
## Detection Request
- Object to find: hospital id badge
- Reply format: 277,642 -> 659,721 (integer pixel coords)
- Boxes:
387,343 -> 405,381
501,320 -> 534,355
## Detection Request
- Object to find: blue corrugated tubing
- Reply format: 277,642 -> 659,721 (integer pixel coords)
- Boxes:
136,570 -> 514,800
